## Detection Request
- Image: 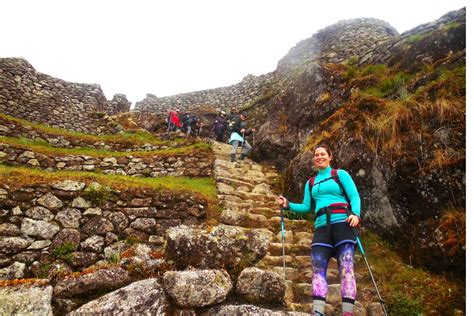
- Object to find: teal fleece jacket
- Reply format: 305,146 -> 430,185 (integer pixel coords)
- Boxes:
288,166 -> 361,229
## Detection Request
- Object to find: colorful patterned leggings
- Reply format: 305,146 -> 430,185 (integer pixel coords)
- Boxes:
311,242 -> 357,302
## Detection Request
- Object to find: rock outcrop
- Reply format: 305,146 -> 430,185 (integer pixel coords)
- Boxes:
0,284 -> 53,315
163,270 -> 233,308
68,278 -> 168,315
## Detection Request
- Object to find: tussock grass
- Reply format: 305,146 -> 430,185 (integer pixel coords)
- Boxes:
307,62 -> 465,166
0,164 -> 217,199
0,136 -> 212,158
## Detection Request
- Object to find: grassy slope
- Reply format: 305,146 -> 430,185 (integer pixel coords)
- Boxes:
0,164 -> 216,199
358,229 -> 464,315
0,112 -> 183,146
0,135 -> 212,158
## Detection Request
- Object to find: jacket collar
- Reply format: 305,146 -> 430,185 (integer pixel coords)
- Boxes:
317,166 -> 332,177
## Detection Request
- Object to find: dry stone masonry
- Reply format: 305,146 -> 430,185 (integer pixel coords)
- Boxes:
0,58 -> 130,134
134,73 -> 277,115
0,144 -> 213,177
277,18 -> 398,73
0,179 -> 208,280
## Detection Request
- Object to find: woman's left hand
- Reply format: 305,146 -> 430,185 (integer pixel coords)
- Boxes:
346,214 -> 360,227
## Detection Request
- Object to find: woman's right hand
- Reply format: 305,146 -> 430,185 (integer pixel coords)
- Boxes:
277,196 -> 289,209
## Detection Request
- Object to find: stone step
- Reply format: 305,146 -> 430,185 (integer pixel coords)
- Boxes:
249,207 -> 279,218
268,243 -> 310,257
268,217 -> 313,233
270,266 -> 300,282
259,255 -> 293,267
216,176 -> 255,190
293,283 -> 312,304
221,200 -> 253,211
219,209 -> 270,229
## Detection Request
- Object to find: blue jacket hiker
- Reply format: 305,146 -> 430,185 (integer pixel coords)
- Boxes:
277,144 -> 361,316
228,112 -> 254,163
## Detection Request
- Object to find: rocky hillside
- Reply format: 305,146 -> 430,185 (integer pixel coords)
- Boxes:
248,8 -> 465,278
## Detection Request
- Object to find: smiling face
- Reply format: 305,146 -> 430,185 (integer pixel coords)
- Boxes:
313,146 -> 332,170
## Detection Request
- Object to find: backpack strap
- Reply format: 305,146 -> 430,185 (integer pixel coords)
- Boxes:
331,169 -> 348,204
331,169 -> 361,222
308,176 -> 316,212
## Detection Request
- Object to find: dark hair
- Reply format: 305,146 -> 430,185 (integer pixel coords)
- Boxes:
313,144 -> 333,158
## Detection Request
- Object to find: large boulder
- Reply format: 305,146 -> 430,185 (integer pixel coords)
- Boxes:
0,284 -> 53,315
68,278 -> 168,315
236,267 -> 286,303
163,270 -> 232,308
165,224 -> 272,269
53,267 -> 130,298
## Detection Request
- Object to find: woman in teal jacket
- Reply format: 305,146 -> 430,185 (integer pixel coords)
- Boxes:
277,144 -> 361,316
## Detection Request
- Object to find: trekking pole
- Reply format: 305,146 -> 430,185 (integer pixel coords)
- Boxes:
279,206 -> 286,282
349,223 -> 388,316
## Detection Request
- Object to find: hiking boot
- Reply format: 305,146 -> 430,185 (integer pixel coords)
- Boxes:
239,154 -> 246,161
230,154 -> 237,162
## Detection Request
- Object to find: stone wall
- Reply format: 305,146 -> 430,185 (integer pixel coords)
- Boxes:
0,145 -> 213,177
0,114 -> 194,152
0,58 -> 130,134
277,18 -> 399,72
0,179 -> 208,280
134,73 -> 277,115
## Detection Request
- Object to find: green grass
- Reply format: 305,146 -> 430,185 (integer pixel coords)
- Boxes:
52,243 -> 75,263
361,72 -> 413,98
0,136 -> 211,158
240,90 -> 276,112
359,230 -> 464,314
0,164 -> 217,199
443,21 -> 460,31
406,34 -> 424,44
0,112 -> 178,146
343,64 -> 388,80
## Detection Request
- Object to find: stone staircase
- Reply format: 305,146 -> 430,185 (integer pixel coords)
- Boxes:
211,141 -> 382,315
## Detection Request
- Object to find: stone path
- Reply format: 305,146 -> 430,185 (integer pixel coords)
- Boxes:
211,141 -> 382,315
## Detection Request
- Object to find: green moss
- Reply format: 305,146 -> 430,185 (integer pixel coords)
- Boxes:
444,21 -> 460,30
406,34 -> 424,44
387,293 -> 423,316
37,263 -> 52,279
125,236 -> 141,246
83,184 -> 112,206
52,243 -> 75,263
240,90 -> 276,112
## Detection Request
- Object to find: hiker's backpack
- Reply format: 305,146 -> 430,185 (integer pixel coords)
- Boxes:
308,169 -> 353,215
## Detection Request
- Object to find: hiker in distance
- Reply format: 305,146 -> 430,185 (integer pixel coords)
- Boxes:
277,144 -> 361,316
212,110 -> 228,142
229,112 -> 255,162
166,108 -> 182,132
